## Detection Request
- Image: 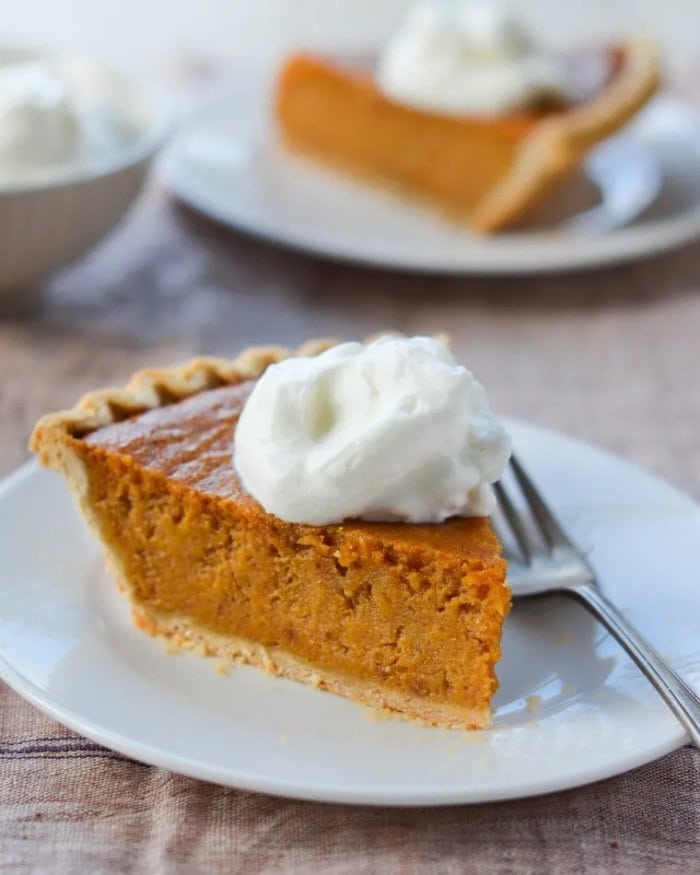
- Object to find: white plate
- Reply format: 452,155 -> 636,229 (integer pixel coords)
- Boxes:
159,80 -> 700,274
1,421 -> 698,805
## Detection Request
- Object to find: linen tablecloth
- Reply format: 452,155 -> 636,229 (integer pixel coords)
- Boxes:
1,187 -> 699,873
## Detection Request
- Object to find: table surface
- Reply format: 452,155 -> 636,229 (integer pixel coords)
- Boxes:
1,176 -> 699,871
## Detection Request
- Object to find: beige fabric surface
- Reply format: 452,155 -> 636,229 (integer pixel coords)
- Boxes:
1,186 -> 699,873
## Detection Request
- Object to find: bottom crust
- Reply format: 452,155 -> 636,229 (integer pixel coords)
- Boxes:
133,605 -> 491,731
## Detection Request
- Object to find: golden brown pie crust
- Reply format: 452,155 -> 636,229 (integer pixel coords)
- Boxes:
471,37 -> 661,231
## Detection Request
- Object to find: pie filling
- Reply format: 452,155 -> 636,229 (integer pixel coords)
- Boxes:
276,53 -> 532,214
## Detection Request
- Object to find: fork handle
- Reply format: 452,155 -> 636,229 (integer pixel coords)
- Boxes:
571,583 -> 700,748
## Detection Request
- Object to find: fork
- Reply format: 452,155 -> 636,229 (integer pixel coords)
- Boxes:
493,454 -> 700,748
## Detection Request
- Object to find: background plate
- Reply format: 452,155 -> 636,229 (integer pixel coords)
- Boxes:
160,81 -> 700,274
1,422 -> 698,805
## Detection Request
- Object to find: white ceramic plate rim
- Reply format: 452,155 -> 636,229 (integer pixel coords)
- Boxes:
0,421 -> 697,805
0,643 -> 684,806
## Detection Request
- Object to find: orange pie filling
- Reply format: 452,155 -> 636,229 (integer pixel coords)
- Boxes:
276,53 -> 540,217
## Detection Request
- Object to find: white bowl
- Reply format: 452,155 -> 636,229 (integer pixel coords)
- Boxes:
0,47 -> 170,297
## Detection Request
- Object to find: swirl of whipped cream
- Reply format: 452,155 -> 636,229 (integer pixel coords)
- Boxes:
233,336 -> 512,525
376,1 -> 567,116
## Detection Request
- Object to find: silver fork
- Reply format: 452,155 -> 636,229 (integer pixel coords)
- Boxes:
494,454 -> 700,747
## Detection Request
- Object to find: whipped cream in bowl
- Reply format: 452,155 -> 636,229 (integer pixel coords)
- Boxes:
0,46 -> 170,295
376,1 -> 567,116
0,62 -> 80,176
233,336 -> 512,526
0,48 -> 168,191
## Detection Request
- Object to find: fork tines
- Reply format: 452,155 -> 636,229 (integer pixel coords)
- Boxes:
493,454 -> 573,564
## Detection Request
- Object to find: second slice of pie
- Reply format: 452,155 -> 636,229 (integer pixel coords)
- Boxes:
275,4 -> 660,232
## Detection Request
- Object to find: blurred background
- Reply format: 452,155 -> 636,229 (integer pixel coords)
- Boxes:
2,0 -> 699,499
5,0 -> 700,77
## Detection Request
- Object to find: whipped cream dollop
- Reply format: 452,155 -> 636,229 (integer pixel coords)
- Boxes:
0,63 -> 80,176
376,1 -> 567,116
233,336 -> 512,525
0,60 -> 131,187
